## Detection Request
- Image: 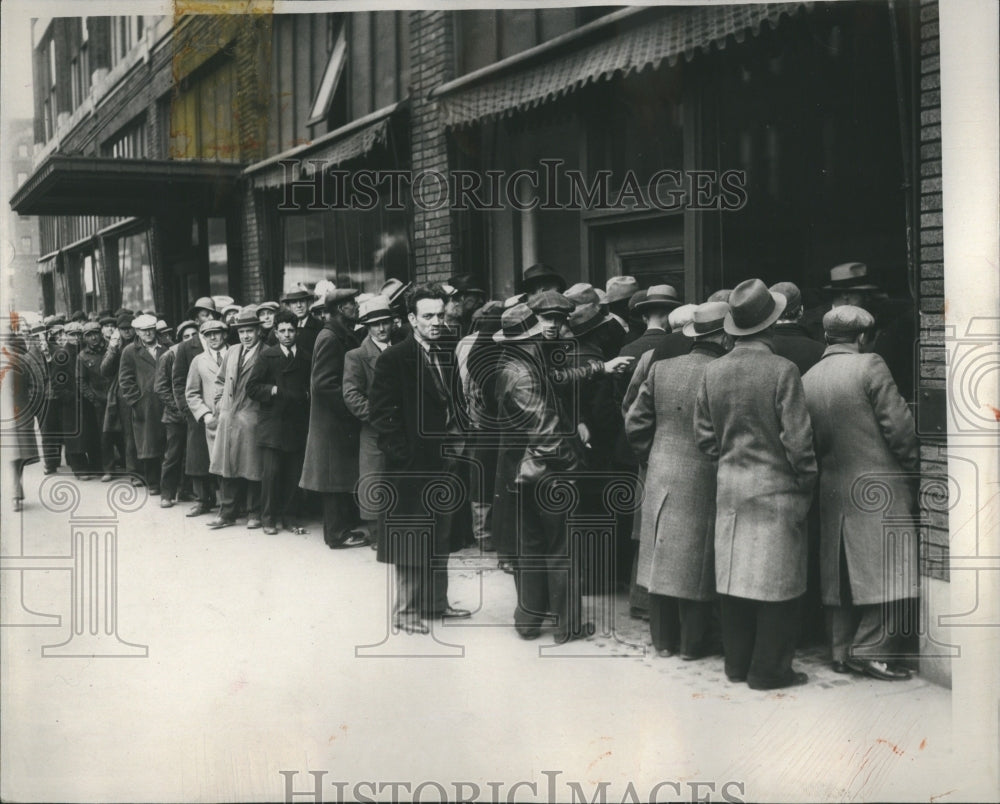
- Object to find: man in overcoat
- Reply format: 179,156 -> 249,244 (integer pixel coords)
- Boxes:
282,286 -> 322,356
492,302 -> 591,643
247,309 -> 311,535
343,295 -> 395,545
694,278 -> 817,690
369,284 -> 472,634
100,314 -> 139,480
155,321 -> 197,508
208,309 -> 264,530
75,322 -> 108,478
184,318 -> 228,512
173,298 -> 220,516
118,314 -> 166,493
300,288 -> 366,548
802,306 -> 918,681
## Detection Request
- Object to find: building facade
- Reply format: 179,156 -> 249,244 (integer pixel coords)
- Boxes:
2,118 -> 42,312
11,3 -> 950,683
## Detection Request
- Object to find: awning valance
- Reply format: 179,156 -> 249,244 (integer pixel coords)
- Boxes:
245,102 -> 401,190
10,156 -> 244,216
432,3 -> 812,128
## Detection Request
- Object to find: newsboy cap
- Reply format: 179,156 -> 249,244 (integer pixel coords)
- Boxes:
256,301 -> 280,315
769,281 -> 803,317
132,314 -> 157,331
528,290 -> 575,317
822,305 -> 875,337
82,321 -> 102,334
176,320 -> 198,339
325,288 -> 359,312
564,283 -> 601,307
199,319 -> 227,335
605,276 -> 640,305
116,313 -> 134,329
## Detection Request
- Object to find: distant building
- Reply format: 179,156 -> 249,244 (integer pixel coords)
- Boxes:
2,118 -> 42,312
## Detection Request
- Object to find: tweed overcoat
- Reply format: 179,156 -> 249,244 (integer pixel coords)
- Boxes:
343,334 -> 386,518
185,347 -> 227,459
300,319 -> 361,493
625,343 -> 725,599
154,345 -> 184,425
694,338 -> 817,602
210,343 -> 264,481
118,341 -> 166,459
802,345 -> 919,605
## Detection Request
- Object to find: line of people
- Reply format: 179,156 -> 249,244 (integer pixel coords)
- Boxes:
7,258 -> 918,689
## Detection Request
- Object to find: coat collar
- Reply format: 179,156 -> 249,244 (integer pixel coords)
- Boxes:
732,335 -> 775,354
820,343 -> 861,359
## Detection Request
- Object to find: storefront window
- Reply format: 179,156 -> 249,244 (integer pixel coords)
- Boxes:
118,230 -> 155,312
207,217 -> 229,296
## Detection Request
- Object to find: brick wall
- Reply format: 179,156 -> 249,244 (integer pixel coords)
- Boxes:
408,11 -> 455,284
916,0 -> 948,582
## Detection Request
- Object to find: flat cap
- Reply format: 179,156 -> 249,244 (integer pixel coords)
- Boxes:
528,290 -> 575,317
199,319 -> 227,335
667,304 -> 698,331
116,313 -> 134,329
82,321 -> 102,334
564,283 -> 600,306
770,282 -> 803,316
605,276 -> 640,304
175,320 -> 198,339
256,301 -> 279,314
132,314 -> 157,330
823,304 -> 875,337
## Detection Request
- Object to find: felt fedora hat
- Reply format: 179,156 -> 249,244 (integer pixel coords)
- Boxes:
769,282 -> 803,316
683,301 -> 731,338
568,301 -> 612,337
358,295 -> 394,324
233,308 -> 261,328
280,285 -> 315,303
188,296 -> 218,317
522,263 -> 567,293
723,278 -> 787,336
634,284 -> 681,311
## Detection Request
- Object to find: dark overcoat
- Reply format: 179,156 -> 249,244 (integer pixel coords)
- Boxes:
299,319 -> 361,493
802,345 -> 919,605
100,340 -> 126,433
625,343 -> 724,599
173,335 -> 213,476
154,345 -> 184,426
246,344 -> 311,451
772,321 -> 825,376
694,338 -> 817,602
343,334 -> 386,519
119,341 -> 166,459
210,343 -> 263,481
369,334 -> 463,566
2,336 -> 41,464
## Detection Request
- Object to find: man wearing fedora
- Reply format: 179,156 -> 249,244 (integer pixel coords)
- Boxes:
247,309 -> 312,535
770,281 -> 825,376
369,284 -> 472,634
492,300 -> 592,642
521,263 -> 567,300
694,278 -> 817,690
379,278 -> 412,343
207,309 -> 265,530
343,295 -> 396,545
281,285 -> 322,355
119,314 -> 166,494
802,306 -> 918,681
444,273 -> 487,338
174,298 -> 222,516
300,288 -> 367,548
604,276 -> 640,343
625,301 -> 732,659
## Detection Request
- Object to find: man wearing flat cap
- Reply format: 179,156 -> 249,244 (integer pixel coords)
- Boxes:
300,288 -> 367,548
802,305 -> 918,681
154,321 -> 198,508
100,313 -> 139,480
119,314 -> 166,493
174,299 -> 222,515
281,286 -> 322,356
625,301 -> 732,659
492,301 -> 592,643
256,302 -> 280,347
694,278 -> 817,690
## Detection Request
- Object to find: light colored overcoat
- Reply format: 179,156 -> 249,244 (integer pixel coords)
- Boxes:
186,347 -> 227,457
343,334 -> 386,518
694,338 -> 817,602
210,342 -> 264,481
625,343 -> 724,599
802,345 -> 919,605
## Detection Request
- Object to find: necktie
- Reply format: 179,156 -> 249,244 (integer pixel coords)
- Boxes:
215,350 -> 222,367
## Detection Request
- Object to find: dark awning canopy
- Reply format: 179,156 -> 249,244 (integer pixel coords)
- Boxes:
431,3 -> 812,128
9,155 -> 245,216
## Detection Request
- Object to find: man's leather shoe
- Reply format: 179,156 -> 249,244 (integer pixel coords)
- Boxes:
394,618 -> 430,635
516,625 -> 541,640
748,671 -> 809,690
207,518 -> 234,530
187,504 -> 211,517
159,498 -> 174,509
263,525 -> 279,535
148,487 -> 160,496
846,659 -> 912,681
436,606 -> 472,620
246,517 -> 262,529
831,660 -> 852,674
100,473 -> 114,482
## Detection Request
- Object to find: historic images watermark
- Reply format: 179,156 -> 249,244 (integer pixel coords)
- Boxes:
276,160 -> 748,214
278,769 -> 748,804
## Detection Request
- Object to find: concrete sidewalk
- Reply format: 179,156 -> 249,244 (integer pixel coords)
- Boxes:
0,463 -> 966,802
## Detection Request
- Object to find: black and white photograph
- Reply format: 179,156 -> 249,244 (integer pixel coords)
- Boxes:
0,0 -> 997,801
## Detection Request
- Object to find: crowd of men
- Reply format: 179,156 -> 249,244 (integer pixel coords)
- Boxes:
5,258 -> 919,690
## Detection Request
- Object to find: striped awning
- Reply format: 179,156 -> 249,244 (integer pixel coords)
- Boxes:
433,3 -> 812,128
245,103 -> 400,190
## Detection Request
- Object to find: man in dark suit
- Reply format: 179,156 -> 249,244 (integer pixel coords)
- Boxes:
770,282 -> 825,376
247,309 -> 311,535
172,297 -> 220,516
119,314 -> 166,493
282,286 -> 322,356
369,284 -> 472,634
